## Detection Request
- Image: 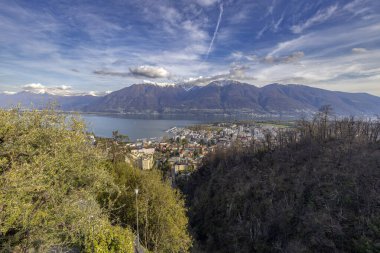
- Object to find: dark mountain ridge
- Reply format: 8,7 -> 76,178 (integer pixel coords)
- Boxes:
2,80 -> 380,116
84,81 -> 380,116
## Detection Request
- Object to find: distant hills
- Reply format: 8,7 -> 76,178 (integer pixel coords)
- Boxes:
2,80 -> 380,117
0,91 -> 98,111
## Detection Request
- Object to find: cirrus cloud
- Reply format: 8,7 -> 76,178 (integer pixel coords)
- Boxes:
262,51 -> 305,64
291,4 -> 338,34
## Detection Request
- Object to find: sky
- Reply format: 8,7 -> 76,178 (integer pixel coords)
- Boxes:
0,0 -> 380,96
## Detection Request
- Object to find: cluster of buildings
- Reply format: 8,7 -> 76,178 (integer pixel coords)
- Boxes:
128,148 -> 155,170
124,122 -> 286,184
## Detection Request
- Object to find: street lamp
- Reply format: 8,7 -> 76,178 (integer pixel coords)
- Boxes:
89,215 -> 95,253
135,188 -> 140,251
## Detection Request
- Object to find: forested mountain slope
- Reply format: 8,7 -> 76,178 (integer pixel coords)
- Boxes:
184,115 -> 380,253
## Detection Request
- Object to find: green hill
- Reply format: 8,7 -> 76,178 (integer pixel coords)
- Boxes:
0,108 -> 191,252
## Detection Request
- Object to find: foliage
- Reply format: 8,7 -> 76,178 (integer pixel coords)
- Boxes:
104,162 -> 192,253
95,132 -> 130,164
184,113 -> 380,252
0,109 -> 134,252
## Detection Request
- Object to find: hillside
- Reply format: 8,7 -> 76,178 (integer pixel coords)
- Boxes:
84,83 -> 185,113
0,109 -> 191,252
183,116 -> 380,252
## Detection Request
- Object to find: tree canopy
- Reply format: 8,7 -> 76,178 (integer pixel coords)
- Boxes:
0,109 -> 134,252
105,162 -> 192,253
0,108 -> 191,252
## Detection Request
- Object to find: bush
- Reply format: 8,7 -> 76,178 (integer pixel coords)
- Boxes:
105,162 -> 192,253
0,109 -> 134,252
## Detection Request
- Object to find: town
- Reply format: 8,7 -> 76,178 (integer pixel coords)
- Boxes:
98,121 -> 292,186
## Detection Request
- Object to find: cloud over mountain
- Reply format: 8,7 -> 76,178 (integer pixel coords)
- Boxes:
23,83 -> 73,95
21,83 -> 107,96
93,65 -> 171,79
183,65 -> 255,86
129,65 -> 170,78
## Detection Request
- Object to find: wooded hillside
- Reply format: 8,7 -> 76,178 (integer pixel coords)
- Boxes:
184,112 -> 380,253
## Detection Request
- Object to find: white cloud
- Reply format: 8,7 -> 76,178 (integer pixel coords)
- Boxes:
269,23 -> 380,57
88,90 -> 112,96
251,49 -> 380,95
160,6 -> 182,25
23,83 -> 78,95
143,80 -> 176,87
129,65 -> 171,78
57,85 -> 72,90
196,0 -> 219,7
1,91 -> 17,95
93,65 -> 171,79
291,4 -> 338,34
93,70 -> 130,77
262,51 -> 305,64
343,0 -> 371,17
182,20 -> 208,42
231,51 -> 304,65
23,83 -> 47,94
21,83 -> 107,96
352,47 -> 368,54
229,51 -> 244,60
182,65 -> 255,86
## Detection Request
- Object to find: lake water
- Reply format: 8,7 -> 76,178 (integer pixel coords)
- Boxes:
80,113 -> 287,141
81,114 -> 204,141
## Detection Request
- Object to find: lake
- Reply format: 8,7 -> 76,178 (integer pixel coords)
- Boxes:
80,113 -> 287,141
81,114 -> 204,141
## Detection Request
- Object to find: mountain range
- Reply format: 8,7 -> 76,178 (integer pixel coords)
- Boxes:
0,91 -> 98,111
2,80 -> 380,117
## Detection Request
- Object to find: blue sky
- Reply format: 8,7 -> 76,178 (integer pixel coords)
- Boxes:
1,0 -> 380,95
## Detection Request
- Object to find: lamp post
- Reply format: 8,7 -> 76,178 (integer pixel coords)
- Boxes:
89,215 -> 95,253
135,188 -> 140,251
